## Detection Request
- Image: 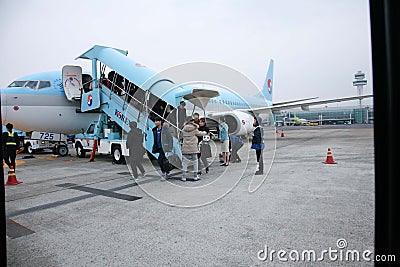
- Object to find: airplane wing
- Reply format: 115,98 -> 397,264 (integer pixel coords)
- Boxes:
242,94 -> 373,113
272,96 -> 319,106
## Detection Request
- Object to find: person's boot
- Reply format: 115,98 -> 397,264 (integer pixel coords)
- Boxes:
256,161 -> 264,175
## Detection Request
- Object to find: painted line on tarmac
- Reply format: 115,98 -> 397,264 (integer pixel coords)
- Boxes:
56,183 -> 142,201
3,159 -> 26,167
6,181 -> 147,218
6,218 -> 35,239
276,129 -> 341,149
7,194 -> 99,218
34,155 -> 57,161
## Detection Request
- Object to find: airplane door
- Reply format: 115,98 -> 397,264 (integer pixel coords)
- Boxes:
62,65 -> 83,101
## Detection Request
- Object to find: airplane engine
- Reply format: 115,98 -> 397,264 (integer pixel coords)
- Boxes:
223,110 -> 255,136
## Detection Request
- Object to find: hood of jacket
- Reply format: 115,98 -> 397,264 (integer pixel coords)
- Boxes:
183,122 -> 198,132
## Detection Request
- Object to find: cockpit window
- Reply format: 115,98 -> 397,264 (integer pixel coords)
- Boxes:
7,80 -> 51,90
25,81 -> 38,89
38,81 -> 51,89
8,81 -> 28,87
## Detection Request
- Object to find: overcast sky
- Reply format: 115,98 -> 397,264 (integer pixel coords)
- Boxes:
0,0 -> 372,107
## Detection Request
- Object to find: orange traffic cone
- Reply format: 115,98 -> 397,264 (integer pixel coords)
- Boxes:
323,148 -> 337,164
5,166 -> 22,185
280,130 -> 285,138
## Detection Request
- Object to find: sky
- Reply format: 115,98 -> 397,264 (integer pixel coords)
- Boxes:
0,0 -> 373,107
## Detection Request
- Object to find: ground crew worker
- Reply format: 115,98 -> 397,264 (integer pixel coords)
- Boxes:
2,123 -> 20,170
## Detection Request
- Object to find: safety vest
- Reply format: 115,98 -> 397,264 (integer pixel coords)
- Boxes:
6,131 -> 17,146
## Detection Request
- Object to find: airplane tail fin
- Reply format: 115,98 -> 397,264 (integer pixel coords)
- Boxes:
255,59 -> 274,103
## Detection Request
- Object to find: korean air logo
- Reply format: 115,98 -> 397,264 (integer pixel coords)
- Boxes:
87,94 -> 93,106
115,109 -> 129,125
267,79 -> 272,94
242,119 -> 246,125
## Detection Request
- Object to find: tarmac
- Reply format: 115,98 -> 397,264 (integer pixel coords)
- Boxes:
4,124 -> 375,266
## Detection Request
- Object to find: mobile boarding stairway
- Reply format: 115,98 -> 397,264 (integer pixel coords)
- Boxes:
66,45 -> 219,163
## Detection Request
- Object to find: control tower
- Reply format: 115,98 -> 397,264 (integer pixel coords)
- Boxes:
353,71 -> 367,108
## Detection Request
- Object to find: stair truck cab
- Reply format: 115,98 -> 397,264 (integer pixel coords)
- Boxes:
74,114 -> 128,164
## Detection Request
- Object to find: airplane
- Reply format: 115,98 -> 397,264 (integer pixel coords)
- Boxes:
1,45 -> 373,138
1,71 -> 101,133
292,113 -> 309,126
284,112 -> 316,126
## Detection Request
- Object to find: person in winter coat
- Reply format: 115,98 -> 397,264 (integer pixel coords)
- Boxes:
152,117 -> 173,180
126,121 -> 146,180
192,112 -> 200,126
252,116 -> 264,175
181,119 -> 207,181
178,101 -> 187,130
197,118 -> 211,174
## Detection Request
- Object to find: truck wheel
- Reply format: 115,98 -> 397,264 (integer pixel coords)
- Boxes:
112,145 -> 124,164
25,143 -> 33,154
76,143 -> 86,158
57,145 -> 69,157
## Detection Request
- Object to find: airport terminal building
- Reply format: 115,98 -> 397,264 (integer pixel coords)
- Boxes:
274,106 -> 374,126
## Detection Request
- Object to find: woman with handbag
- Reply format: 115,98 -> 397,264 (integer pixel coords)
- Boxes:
251,116 -> 264,175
